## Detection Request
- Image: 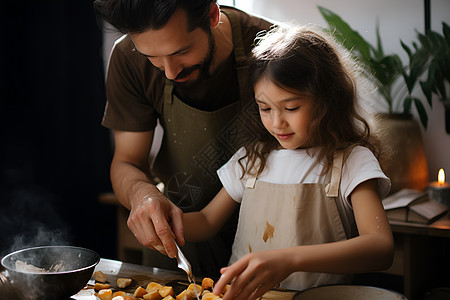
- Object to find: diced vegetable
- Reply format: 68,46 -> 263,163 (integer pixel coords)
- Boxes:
134,286 -> 148,298
95,283 -> 112,291
98,289 -> 113,300
117,278 -> 133,289
94,271 -> 108,283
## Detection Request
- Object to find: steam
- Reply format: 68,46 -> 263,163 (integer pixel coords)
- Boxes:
10,226 -> 70,255
0,186 -> 72,258
1,222 -> 72,299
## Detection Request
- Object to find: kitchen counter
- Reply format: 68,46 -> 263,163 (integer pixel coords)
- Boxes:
73,258 -> 299,299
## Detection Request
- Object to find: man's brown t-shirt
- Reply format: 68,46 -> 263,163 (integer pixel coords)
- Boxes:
101,6 -> 272,132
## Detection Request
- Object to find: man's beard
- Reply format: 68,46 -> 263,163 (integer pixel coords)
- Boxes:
173,30 -> 215,88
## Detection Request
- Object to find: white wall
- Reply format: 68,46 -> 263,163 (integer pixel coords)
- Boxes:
232,0 -> 450,183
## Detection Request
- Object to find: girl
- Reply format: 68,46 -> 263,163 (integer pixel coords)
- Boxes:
183,24 -> 394,300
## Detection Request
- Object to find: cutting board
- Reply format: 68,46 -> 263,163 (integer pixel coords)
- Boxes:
73,258 -> 298,299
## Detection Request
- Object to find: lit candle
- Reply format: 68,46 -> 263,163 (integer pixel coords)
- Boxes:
427,168 -> 450,207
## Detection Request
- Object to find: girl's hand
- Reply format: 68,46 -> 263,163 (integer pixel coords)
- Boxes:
212,250 -> 292,300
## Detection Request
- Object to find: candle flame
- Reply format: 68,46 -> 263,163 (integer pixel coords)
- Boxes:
438,168 -> 445,184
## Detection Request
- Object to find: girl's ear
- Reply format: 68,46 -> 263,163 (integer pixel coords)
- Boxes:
209,3 -> 220,29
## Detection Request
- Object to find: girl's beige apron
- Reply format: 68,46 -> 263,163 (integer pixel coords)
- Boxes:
144,9 -> 254,276
229,151 -> 354,291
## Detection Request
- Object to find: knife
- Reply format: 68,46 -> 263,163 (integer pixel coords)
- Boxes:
175,243 -> 195,283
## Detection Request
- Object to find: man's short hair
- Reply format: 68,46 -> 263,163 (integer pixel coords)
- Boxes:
93,0 -> 217,33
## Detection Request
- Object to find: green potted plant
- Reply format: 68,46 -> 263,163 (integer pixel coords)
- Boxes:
317,6 -> 431,193
318,6 -> 431,128
417,22 -> 450,133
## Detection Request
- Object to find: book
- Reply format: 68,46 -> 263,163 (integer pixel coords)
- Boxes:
382,189 -> 448,224
408,198 -> 449,224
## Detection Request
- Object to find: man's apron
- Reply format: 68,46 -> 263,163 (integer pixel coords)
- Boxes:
144,9 -> 254,276
229,151 -> 354,291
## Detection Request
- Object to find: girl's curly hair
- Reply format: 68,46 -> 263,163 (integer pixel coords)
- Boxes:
240,24 -> 383,177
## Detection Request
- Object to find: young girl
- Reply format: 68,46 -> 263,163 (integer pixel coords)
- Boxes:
183,24 -> 394,300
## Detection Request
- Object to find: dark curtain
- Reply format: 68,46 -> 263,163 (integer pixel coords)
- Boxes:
0,1 -> 116,258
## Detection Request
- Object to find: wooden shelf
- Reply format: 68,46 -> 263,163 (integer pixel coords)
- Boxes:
386,213 -> 450,300
99,192 -> 143,264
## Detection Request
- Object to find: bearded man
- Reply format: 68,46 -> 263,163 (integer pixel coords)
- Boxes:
93,0 -> 272,276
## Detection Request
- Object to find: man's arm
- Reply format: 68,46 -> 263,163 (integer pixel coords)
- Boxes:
111,130 -> 183,258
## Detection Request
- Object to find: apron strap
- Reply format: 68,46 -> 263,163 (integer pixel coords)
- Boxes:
244,156 -> 262,189
245,176 -> 257,189
325,151 -> 344,198
223,8 -> 252,107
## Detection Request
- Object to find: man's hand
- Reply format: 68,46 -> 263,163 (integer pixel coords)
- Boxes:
110,130 -> 184,258
127,189 -> 184,258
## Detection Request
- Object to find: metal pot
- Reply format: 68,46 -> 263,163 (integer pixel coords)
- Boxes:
1,245 -> 100,300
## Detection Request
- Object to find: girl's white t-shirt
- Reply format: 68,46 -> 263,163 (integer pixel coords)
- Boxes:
217,146 -> 390,214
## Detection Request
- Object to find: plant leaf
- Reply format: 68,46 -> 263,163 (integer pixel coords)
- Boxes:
318,6 -> 373,61
372,55 -> 403,86
435,68 -> 447,99
374,21 -> 385,58
403,96 -> 413,113
420,80 -> 433,107
414,98 -> 428,129
401,40 -> 412,59
402,70 -> 414,94
443,22 -> 450,45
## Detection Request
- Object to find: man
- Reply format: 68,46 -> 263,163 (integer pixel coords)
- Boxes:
93,0 -> 272,276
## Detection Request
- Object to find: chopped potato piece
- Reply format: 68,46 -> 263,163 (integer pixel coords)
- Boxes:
94,271 -> 108,283
201,292 -> 220,300
187,283 -> 203,296
134,286 -> 149,298
117,278 -> 133,289
98,276 -> 224,300
176,289 -> 194,300
201,278 -> 214,291
146,282 -> 163,291
95,283 -> 112,291
143,290 -> 162,300
158,286 -> 174,298
113,295 -> 135,300
98,289 -> 113,300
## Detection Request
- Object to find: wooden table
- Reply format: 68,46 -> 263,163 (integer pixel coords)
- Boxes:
72,258 -> 299,299
384,212 -> 450,300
